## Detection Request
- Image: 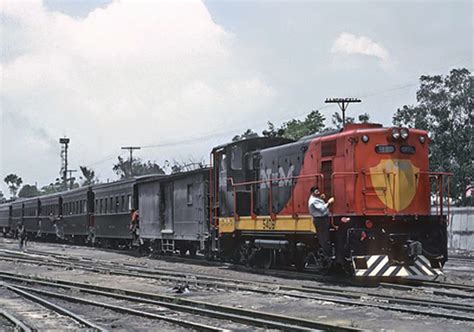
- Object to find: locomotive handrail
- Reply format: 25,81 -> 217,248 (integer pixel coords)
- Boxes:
415,171 -> 453,222
227,173 -> 325,187
227,173 -> 324,221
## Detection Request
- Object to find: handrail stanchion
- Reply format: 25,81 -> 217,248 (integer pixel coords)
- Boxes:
209,153 -> 213,228
251,183 -> 256,220
447,176 -> 451,223
269,179 -> 274,220
291,179 -> 295,219
233,186 -> 238,221
439,175 -> 444,219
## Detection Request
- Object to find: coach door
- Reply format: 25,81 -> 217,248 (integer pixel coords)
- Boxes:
160,182 -> 174,234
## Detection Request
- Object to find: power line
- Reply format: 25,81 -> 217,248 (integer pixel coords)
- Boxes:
82,67 -> 471,167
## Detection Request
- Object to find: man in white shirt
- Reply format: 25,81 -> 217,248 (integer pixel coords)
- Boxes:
308,186 -> 334,259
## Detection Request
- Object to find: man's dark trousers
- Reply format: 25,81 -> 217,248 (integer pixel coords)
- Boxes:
313,217 -> 331,258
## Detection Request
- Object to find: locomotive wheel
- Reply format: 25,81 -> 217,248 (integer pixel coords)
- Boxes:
294,253 -> 306,271
252,249 -> 275,269
305,251 -> 330,273
232,242 -> 251,265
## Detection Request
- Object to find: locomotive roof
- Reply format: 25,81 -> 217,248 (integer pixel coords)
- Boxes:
297,128 -> 341,142
136,168 -> 210,184
212,136 -> 294,151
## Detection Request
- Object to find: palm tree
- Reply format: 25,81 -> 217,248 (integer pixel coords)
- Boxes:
4,174 -> 23,198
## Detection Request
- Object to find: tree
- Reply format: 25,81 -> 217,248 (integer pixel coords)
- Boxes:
41,178 -> 63,194
4,174 -> 23,198
0,191 -> 5,203
18,184 -> 41,198
262,121 -> 285,138
232,129 -> 259,142
164,158 -> 207,174
281,110 -> 326,140
79,166 -> 98,186
330,112 -> 355,129
262,110 -> 326,141
113,156 -> 166,179
358,113 -> 370,123
393,68 -> 473,205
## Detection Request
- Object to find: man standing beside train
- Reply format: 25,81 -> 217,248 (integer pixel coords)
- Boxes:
308,186 -> 335,260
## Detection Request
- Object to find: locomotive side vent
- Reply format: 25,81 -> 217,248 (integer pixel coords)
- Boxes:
321,140 -> 337,157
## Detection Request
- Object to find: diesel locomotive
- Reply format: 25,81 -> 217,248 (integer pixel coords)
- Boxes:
211,123 -> 451,277
0,123 -> 451,278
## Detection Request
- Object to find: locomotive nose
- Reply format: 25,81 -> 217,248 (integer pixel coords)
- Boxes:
369,159 -> 419,212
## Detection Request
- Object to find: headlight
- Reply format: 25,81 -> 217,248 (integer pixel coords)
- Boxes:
361,135 -> 369,143
400,128 -> 409,140
391,128 -> 400,140
419,136 -> 426,144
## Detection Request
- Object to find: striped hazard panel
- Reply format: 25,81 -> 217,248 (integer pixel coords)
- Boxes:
352,255 -> 444,278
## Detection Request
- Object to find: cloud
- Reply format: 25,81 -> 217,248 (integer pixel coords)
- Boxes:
0,0 -> 276,191
330,32 -> 393,69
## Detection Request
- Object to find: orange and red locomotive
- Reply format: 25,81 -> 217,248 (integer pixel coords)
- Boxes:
210,123 -> 451,277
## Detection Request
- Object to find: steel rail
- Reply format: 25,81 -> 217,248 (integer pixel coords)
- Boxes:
3,248 -> 474,302
1,252 -> 473,315
5,283 -> 225,332
0,272 -> 361,332
381,280 -> 474,293
3,283 -> 106,331
0,309 -> 32,332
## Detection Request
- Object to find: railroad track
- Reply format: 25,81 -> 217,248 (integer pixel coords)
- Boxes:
1,250 -> 474,322
0,309 -> 32,332
1,281 -> 228,331
0,272 -> 360,332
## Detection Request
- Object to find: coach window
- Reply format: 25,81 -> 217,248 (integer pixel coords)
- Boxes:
231,145 -> 243,170
187,184 -> 193,205
115,197 -> 119,212
109,197 -> 113,213
128,195 -> 132,210
104,199 -> 108,214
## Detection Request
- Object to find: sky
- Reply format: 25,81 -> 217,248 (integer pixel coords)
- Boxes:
0,0 -> 472,197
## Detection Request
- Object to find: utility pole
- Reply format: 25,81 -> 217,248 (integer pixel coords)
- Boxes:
325,97 -> 361,128
121,146 -> 141,177
59,137 -> 70,190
